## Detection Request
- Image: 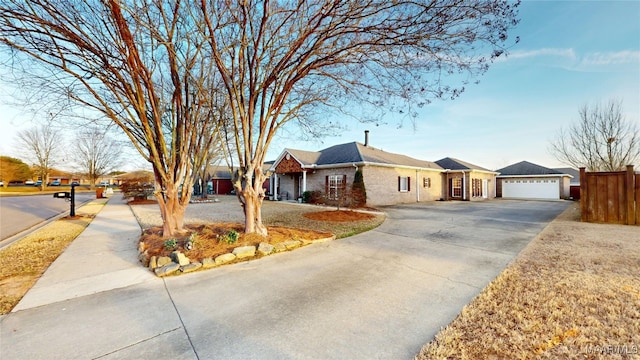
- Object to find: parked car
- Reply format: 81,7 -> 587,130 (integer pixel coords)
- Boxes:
34,180 -> 42,186
25,180 -> 35,185
71,181 -> 80,186
50,180 -> 61,186
99,181 -> 110,187
0,181 -> 4,186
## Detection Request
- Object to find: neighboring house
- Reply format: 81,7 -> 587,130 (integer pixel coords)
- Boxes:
554,167 -> 580,199
200,164 -> 271,195
435,157 -> 498,200
270,140 -> 445,206
496,161 -> 573,200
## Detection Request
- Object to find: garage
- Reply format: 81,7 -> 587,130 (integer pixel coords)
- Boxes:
501,178 -> 560,199
496,161 -> 573,200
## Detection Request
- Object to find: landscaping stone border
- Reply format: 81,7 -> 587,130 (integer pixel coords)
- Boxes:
139,235 -> 336,277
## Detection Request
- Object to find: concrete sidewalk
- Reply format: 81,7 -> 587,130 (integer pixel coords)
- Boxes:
13,195 -> 155,311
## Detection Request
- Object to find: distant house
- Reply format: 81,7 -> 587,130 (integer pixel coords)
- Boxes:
496,161 -> 573,200
435,157 -> 498,200
554,167 -> 580,199
200,164 -> 271,195
270,139 -> 444,206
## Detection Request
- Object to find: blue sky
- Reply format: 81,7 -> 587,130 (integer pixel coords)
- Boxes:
268,0 -> 640,170
1,1 -> 639,171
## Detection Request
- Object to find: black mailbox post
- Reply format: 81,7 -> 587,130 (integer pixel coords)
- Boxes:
52,184 -> 77,216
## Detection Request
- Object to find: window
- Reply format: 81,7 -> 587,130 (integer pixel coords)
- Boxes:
423,177 -> 431,188
326,175 -> 346,200
472,178 -> 483,197
451,178 -> 462,198
398,176 -> 411,192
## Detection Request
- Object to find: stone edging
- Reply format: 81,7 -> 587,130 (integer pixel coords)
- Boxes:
139,235 -> 336,277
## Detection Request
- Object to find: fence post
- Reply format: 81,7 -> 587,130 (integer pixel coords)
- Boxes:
579,167 -> 587,222
626,165 -> 635,225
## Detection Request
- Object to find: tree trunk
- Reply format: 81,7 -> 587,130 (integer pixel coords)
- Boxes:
154,183 -> 187,237
234,167 -> 268,236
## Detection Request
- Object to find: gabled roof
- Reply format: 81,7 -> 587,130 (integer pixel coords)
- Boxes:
435,157 -> 494,172
285,149 -> 321,166
276,142 -> 442,170
497,161 -> 570,177
554,167 -> 580,183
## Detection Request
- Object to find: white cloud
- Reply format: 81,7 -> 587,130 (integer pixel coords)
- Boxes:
581,50 -> 640,65
505,48 -> 577,61
499,48 -> 640,73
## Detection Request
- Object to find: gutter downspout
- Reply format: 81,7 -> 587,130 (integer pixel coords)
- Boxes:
416,169 -> 420,202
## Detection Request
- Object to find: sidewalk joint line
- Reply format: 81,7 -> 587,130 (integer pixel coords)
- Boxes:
163,278 -> 200,360
91,327 -> 181,359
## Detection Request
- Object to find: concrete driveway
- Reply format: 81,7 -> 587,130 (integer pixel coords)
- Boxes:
163,199 -> 569,359
1,199 -> 569,359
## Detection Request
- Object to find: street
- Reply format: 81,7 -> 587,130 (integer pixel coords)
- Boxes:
0,192 -> 95,241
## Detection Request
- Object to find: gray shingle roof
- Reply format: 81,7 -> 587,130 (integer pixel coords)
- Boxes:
497,161 -> 564,176
554,167 -> 580,183
285,149 -> 321,165
435,157 -> 493,172
283,142 -> 442,170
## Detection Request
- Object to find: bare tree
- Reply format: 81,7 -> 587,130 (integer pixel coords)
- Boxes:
0,1 -> 223,236
15,121 -> 63,190
72,127 -> 123,188
200,0 -> 520,234
550,99 -> 640,171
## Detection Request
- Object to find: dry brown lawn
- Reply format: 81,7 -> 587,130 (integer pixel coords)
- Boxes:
417,204 -> 640,359
0,200 -> 107,315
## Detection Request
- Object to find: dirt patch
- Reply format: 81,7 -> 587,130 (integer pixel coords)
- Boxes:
61,214 -> 96,220
417,203 -> 640,359
140,223 -> 333,261
303,210 -> 375,222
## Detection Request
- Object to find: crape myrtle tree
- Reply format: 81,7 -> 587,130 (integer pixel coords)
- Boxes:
550,99 -> 640,171
200,0 -> 520,235
0,1 -> 224,236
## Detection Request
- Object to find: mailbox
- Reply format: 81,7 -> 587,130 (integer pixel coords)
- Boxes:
53,192 -> 71,199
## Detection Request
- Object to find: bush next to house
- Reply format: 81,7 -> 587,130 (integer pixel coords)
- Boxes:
302,190 -> 323,204
352,168 -> 367,207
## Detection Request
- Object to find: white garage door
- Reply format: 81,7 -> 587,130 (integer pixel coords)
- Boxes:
502,178 -> 559,199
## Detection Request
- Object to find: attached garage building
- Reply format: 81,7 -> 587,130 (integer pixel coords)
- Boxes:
496,161 -> 573,200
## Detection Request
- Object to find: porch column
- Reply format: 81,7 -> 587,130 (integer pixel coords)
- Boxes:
270,173 -> 274,195
273,174 -> 278,200
302,170 -> 307,193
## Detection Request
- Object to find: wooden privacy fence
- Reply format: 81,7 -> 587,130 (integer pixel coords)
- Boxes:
580,165 -> 639,225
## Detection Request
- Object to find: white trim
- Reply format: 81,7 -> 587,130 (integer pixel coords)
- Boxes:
497,174 -> 573,179
304,161 -> 445,172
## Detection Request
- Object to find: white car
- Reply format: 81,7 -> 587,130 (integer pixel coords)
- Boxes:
99,181 -> 110,187
25,180 -> 35,185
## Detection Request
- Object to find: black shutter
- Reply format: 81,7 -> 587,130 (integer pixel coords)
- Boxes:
408,177 -> 411,192
325,176 -> 329,194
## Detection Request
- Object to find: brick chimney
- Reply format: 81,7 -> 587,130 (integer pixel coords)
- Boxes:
364,130 -> 369,147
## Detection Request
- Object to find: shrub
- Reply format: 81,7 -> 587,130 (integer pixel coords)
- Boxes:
302,190 -> 323,204
120,177 -> 154,200
163,238 -> 178,250
219,230 -> 239,244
